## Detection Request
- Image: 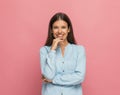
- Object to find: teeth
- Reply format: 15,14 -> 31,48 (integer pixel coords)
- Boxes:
58,35 -> 63,37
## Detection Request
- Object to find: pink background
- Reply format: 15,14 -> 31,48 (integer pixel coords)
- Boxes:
0,0 -> 120,95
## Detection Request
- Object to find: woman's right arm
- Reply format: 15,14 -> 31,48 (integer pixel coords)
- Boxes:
40,38 -> 63,80
40,47 -> 56,80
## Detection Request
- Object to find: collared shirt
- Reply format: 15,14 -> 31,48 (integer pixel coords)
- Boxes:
40,43 -> 86,95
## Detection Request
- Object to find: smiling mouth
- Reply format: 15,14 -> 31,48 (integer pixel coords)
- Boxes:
56,34 -> 64,39
57,34 -> 63,37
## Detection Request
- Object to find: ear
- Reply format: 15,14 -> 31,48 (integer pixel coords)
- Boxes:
68,27 -> 70,33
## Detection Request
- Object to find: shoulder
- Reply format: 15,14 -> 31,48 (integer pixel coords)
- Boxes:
40,45 -> 51,53
71,44 -> 86,56
71,44 -> 85,51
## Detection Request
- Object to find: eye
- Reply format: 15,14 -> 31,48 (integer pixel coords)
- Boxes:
53,26 -> 58,29
61,26 -> 67,29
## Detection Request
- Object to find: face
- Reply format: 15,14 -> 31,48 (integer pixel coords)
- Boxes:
52,19 -> 70,41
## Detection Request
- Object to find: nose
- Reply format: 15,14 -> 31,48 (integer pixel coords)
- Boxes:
58,28 -> 62,33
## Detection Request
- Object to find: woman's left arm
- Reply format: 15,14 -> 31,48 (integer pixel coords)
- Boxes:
52,46 -> 86,86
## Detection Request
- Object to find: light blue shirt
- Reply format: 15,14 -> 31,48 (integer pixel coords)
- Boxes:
40,43 -> 86,95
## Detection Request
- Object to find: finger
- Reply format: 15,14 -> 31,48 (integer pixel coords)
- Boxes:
43,79 -> 49,82
43,78 -> 52,83
55,38 -> 63,41
42,79 -> 47,82
56,39 -> 64,43
41,75 -> 45,79
45,79 -> 52,82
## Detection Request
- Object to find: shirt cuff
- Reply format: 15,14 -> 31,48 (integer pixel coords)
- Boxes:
50,49 -> 56,53
52,74 -> 61,84
48,49 -> 56,58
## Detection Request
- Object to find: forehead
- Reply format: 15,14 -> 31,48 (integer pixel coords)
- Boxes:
53,20 -> 68,26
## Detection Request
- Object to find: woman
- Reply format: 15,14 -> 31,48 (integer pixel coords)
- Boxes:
40,12 -> 86,95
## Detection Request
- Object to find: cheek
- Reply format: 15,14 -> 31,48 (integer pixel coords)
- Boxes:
52,30 -> 58,35
52,32 -> 58,38
65,33 -> 68,37
53,34 -> 56,38
53,29 -> 58,32
63,32 -> 69,39
63,29 -> 69,35
52,28 -> 57,32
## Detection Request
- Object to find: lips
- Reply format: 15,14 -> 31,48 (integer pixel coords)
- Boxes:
57,34 -> 63,37
56,34 -> 64,39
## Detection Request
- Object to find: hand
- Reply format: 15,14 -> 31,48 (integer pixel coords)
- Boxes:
51,38 -> 63,50
41,75 -> 52,83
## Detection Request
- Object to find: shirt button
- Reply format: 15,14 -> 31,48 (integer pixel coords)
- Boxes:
63,70 -> 64,72
62,62 -> 64,63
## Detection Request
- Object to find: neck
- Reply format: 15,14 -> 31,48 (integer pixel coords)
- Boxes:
58,40 -> 69,48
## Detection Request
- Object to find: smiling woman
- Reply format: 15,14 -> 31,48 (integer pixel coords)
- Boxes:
39,12 -> 86,95
52,19 -> 70,41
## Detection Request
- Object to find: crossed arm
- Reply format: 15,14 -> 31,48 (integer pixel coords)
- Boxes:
40,45 -> 86,85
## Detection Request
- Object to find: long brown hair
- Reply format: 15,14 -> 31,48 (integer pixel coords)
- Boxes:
45,12 -> 77,46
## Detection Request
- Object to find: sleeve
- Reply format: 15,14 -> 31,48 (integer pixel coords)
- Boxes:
52,45 -> 86,86
40,47 -> 56,80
